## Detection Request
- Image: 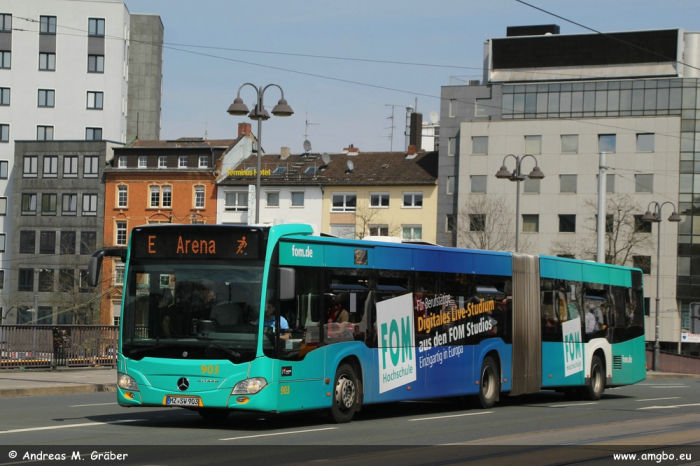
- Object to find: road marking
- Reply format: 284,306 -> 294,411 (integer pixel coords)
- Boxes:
220,427 -> 338,441
651,386 -> 687,388
635,397 -> 681,402
70,402 -> 118,407
639,403 -> 700,410
409,411 -> 493,422
548,402 -> 598,408
0,419 -> 144,434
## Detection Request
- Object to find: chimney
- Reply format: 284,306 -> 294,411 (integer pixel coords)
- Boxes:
407,145 -> 417,156
343,144 -> 359,155
409,112 -> 422,150
238,122 -> 252,137
280,147 -> 291,160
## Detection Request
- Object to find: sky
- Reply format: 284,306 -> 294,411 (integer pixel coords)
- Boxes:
106,0 -> 698,153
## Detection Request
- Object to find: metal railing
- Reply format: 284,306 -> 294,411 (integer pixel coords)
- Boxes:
0,325 -> 118,369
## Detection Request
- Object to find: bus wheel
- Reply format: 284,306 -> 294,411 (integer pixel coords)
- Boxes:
330,364 -> 358,423
197,408 -> 230,420
477,356 -> 499,409
584,355 -> 605,401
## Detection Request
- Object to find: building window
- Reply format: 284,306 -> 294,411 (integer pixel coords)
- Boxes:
116,221 -> 127,246
62,194 -> 77,215
402,225 -> 422,241
20,231 -> 35,254
88,18 -> 105,36
470,214 -> 486,232
266,191 -> 279,207
40,231 -> 55,254
369,225 -> 389,236
138,156 -> 147,168
117,185 -> 127,208
561,134 -> 578,153
291,191 -> 304,207
87,91 -> 103,110
446,176 -> 455,195
194,186 -> 205,208
40,16 -> 56,34
523,177 -> 540,193
0,87 -> 8,106
636,133 -> 655,152
83,156 -> 99,178
18,269 -> 34,292
559,214 -> 576,233
38,269 -> 54,292
59,269 -> 74,292
472,136 -> 488,155
38,52 -> 54,71
370,193 -> 389,208
0,51 -> 10,69
522,214 -> 539,232
41,193 -> 57,215
0,160 -> 6,177
0,197 -> 6,215
118,157 -> 127,168
524,135 -> 542,155
560,175 -> 577,193
162,186 -> 172,208
114,264 -> 124,286
86,128 -> 102,140
80,231 -> 96,255
0,14 -> 11,32
448,137 -> 457,157
63,156 -> 78,177
331,193 -> 356,212
0,269 -> 3,289
449,99 -> 456,118
634,215 -> 652,233
149,186 -> 160,208
87,54 -> 104,73
471,175 -> 487,193
599,134 -> 616,153
38,89 -> 54,107
633,256 -> 651,274
23,156 -> 38,177
60,231 -> 75,254
403,193 -> 423,208
446,214 -> 455,233
37,126 -> 53,140
21,194 -> 37,215
224,191 -> 248,211
272,166 -> 286,175
330,224 -> 355,239
43,155 -> 58,178
158,156 -> 167,168
199,156 -> 208,168
149,186 -> 171,208
304,166 -> 317,175
635,174 -> 653,193
178,156 -> 188,168
82,194 -> 98,216
0,125 -> 7,142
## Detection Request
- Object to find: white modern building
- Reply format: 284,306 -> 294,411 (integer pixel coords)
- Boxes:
0,0 -> 162,306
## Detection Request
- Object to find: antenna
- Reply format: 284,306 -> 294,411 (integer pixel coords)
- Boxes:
303,140 -> 312,153
346,160 -> 354,172
385,104 -> 403,152
321,152 -> 330,165
304,113 -> 319,140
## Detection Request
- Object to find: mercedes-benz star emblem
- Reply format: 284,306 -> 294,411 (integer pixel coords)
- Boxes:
177,377 -> 189,391
182,351 -> 188,358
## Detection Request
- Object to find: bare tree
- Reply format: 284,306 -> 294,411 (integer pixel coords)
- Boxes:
549,193 -> 654,265
456,195 -> 534,252
353,203 -> 401,240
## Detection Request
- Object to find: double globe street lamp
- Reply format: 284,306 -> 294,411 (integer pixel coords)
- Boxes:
227,83 -> 293,224
641,201 -> 681,371
495,154 -> 545,252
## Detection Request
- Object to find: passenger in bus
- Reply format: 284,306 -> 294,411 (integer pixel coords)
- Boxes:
585,304 -> 597,334
327,294 -> 349,323
159,289 -> 178,337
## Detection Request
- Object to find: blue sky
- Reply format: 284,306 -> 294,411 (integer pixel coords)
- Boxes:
113,0 -> 697,153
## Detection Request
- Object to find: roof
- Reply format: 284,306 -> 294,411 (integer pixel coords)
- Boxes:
220,150 -> 438,186
127,138 -> 238,149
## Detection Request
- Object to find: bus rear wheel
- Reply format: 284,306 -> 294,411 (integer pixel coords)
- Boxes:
197,408 -> 230,420
477,356 -> 499,409
583,355 -> 605,401
330,364 -> 358,423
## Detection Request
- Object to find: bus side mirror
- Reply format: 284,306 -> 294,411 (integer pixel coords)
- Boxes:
278,267 -> 295,301
87,249 -> 126,287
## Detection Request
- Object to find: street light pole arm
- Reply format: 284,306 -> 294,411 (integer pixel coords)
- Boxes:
235,82 -> 259,99
261,83 -> 286,100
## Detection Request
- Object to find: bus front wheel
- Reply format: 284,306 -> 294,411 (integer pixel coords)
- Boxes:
330,363 -> 358,423
477,356 -> 499,409
583,355 -> 605,401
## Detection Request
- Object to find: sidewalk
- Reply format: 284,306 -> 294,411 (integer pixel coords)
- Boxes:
0,368 -> 695,398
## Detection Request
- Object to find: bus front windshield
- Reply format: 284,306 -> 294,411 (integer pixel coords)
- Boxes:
121,261 -> 264,363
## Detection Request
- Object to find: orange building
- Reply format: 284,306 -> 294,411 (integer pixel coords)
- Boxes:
98,130 -> 253,324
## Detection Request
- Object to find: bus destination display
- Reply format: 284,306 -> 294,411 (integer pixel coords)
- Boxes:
131,227 -> 261,259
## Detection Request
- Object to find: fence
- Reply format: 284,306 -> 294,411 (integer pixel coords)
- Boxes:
0,325 -> 118,369
646,350 -> 700,375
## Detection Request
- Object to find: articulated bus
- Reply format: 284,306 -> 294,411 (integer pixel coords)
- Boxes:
88,223 -> 646,422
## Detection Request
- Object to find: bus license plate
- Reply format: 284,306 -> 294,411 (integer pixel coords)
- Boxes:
165,396 -> 200,406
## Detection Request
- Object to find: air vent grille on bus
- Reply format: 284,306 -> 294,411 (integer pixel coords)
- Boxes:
613,356 -> 622,370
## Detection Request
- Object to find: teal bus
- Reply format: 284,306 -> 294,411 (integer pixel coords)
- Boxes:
87,223 -> 646,422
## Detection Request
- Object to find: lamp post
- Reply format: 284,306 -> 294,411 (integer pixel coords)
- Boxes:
227,83 -> 293,224
641,201 -> 681,371
495,154 -> 545,252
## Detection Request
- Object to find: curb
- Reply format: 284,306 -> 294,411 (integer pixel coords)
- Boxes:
646,372 -> 700,380
0,383 -> 117,398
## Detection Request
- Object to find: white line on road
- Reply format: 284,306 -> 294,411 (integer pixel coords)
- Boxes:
409,411 -> 493,422
635,397 -> 681,402
0,419 -> 144,434
220,427 -> 338,441
639,403 -> 700,410
547,402 -> 598,408
69,402 -> 118,407
650,386 -> 688,388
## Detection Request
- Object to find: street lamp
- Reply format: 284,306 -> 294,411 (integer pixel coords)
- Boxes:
227,83 -> 293,224
495,154 -> 545,252
641,201 -> 681,371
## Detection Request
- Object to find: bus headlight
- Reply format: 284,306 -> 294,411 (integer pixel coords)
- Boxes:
232,377 -> 267,395
117,373 -> 139,391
